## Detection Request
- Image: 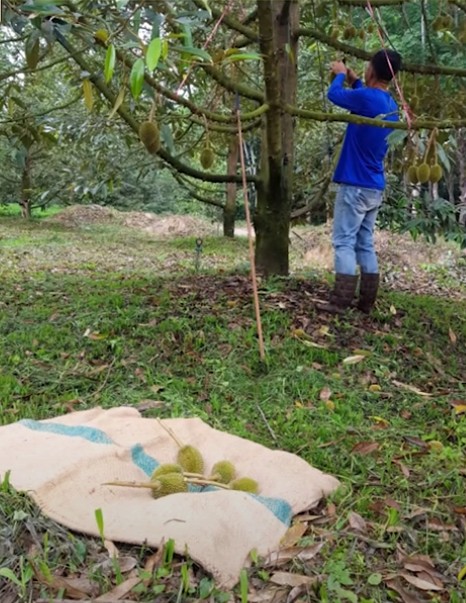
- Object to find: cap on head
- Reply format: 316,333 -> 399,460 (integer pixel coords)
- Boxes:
370,49 -> 402,82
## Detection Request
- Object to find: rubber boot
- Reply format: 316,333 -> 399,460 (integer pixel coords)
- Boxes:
357,273 -> 380,314
316,274 -> 358,314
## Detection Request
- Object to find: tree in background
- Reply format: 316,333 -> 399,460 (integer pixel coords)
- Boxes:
2,0 -> 466,273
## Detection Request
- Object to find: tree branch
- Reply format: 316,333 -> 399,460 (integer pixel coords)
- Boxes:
285,104 -> 466,130
200,64 -> 264,102
191,0 -> 258,40
189,115 -> 262,133
296,28 -> 466,78
112,46 -> 265,122
172,172 -> 225,208
0,94 -> 81,124
0,43 -> 93,83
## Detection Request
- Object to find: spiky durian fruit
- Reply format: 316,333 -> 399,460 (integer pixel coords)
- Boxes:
229,477 -> 259,494
177,445 -> 204,474
200,147 -> 215,170
139,121 -> 160,154
416,162 -> 431,183
209,460 -> 237,484
151,473 -> 188,499
406,164 -> 419,184
151,463 -> 183,480
429,163 -> 443,183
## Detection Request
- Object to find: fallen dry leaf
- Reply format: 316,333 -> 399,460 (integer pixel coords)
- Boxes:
104,539 -> 119,558
342,354 -> 366,365
248,586 -> 286,603
348,511 -> 367,533
142,547 -> 165,587
400,572 -> 444,591
269,571 -> 317,588
280,522 -> 308,549
117,556 -> 138,573
385,578 -> 427,603
351,441 -> 380,455
134,399 -> 165,411
319,386 -> 332,401
450,400 -> 466,415
426,517 -> 458,532
392,458 -> 410,478
448,328 -> 457,344
31,561 -> 94,599
265,542 -> 324,567
402,436 -> 429,450
95,577 -> 141,601
392,380 -> 433,397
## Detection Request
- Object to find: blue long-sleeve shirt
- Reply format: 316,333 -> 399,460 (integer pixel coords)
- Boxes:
328,73 -> 399,190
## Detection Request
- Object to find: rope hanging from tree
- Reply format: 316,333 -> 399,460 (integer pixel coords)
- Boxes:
365,0 -> 413,128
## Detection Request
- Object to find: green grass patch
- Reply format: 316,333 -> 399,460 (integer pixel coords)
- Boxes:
0,219 -> 465,602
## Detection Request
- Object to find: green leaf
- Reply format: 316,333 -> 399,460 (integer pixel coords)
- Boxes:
94,508 -> 105,540
108,87 -> 125,119
104,44 -> 116,83
146,38 -> 162,72
25,32 -> 40,70
367,573 -> 382,586
160,123 -> 175,154
82,79 -> 93,111
436,143 -> 451,172
240,569 -> 248,603
0,568 -> 22,588
172,45 -> 212,63
129,58 -> 145,99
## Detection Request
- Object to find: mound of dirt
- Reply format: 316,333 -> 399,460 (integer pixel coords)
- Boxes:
46,205 -> 215,237
45,204 -> 123,227
122,212 -> 215,237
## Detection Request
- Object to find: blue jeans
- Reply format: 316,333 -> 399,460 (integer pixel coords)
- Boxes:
332,184 -> 383,275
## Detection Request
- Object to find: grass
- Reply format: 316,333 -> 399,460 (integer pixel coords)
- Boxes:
0,216 -> 465,602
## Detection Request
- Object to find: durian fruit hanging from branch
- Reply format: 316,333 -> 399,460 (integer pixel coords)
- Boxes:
138,98 -> 160,154
404,129 -> 443,185
199,121 -> 215,170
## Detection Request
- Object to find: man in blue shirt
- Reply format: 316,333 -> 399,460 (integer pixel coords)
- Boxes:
317,49 -> 402,315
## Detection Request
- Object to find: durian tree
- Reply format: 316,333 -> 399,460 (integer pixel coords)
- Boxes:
3,0 -> 466,272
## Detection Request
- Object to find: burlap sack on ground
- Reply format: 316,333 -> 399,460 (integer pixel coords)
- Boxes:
0,407 -> 339,587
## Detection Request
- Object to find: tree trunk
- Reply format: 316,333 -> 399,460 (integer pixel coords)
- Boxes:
457,128 -> 466,226
255,0 -> 299,276
224,132 -> 239,237
20,152 -> 33,220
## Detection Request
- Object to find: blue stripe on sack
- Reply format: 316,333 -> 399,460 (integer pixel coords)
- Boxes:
20,421 -> 293,526
20,419 -> 113,444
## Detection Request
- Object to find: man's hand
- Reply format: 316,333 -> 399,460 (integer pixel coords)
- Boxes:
330,60 -> 347,76
346,68 -> 359,86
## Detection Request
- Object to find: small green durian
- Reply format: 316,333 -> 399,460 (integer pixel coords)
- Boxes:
177,445 -> 204,474
209,460 -> 237,484
229,477 -> 259,494
416,162 -> 431,183
151,463 -> 183,480
151,473 -> 188,499
429,163 -> 443,183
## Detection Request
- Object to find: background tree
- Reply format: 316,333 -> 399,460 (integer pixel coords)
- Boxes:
2,0 -> 466,268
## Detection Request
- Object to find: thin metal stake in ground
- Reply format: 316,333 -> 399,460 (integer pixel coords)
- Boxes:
236,106 -> 265,363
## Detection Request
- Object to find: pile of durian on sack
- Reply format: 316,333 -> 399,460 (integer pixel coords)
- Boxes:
104,420 -> 259,498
